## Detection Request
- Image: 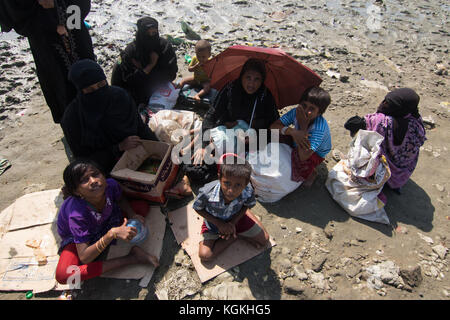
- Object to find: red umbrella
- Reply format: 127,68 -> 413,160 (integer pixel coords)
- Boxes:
202,45 -> 322,109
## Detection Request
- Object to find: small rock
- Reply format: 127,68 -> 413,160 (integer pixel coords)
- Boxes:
312,254 -> 328,272
280,224 -> 287,230
434,184 -> 445,192
331,149 -> 343,162
432,244 -> 448,259
435,63 -> 448,75
399,265 -> 423,287
323,221 -> 335,239
366,261 -> 405,290
443,289 -> 450,298
283,278 -> 306,295
326,70 -> 340,79
422,116 -> 436,129
417,233 -> 434,245
295,227 -> 303,233
340,75 -> 350,83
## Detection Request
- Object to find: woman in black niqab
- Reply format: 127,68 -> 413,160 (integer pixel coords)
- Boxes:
111,17 -> 178,106
61,59 -> 156,173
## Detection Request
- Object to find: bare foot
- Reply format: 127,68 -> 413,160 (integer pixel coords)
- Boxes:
193,94 -> 201,101
129,246 -> 160,268
166,175 -> 192,198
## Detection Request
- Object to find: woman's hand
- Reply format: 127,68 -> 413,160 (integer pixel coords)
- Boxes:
118,136 -> 142,151
38,0 -> 54,9
56,25 -> 68,36
191,147 -> 206,166
112,218 -> 137,241
143,52 -> 159,74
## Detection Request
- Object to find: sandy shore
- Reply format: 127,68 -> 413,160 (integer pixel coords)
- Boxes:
0,0 -> 448,300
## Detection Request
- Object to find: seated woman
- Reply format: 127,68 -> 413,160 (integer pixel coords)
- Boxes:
55,159 -> 159,286
111,17 -> 178,107
250,87 -> 332,203
344,88 -> 426,192
201,58 -> 280,151
61,59 -> 157,174
184,58 -> 280,185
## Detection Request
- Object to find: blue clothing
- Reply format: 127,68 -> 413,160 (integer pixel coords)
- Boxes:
192,180 -> 256,231
280,108 -> 332,158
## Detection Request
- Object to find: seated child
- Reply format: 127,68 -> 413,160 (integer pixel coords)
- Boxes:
192,154 -> 269,262
270,86 -> 332,186
55,159 -> 159,286
178,39 -> 212,101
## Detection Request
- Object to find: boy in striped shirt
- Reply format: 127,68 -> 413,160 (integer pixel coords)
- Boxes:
270,86 -> 332,185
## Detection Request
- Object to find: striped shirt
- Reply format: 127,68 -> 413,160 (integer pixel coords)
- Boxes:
280,108 -> 332,158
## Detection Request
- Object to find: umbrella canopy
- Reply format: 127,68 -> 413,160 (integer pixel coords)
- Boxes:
202,45 -> 322,109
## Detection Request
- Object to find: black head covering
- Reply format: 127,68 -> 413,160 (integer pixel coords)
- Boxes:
135,17 -> 161,66
378,88 -> 420,119
69,59 -> 107,91
377,88 -> 421,145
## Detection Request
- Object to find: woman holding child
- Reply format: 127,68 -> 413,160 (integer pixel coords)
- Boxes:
190,58 -> 280,166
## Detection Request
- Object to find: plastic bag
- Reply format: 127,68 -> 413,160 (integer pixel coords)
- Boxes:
325,130 -> 391,224
148,82 -> 180,110
149,110 -> 195,145
249,143 -> 302,203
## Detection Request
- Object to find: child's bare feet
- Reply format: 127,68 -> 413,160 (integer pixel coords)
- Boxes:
129,246 -> 160,268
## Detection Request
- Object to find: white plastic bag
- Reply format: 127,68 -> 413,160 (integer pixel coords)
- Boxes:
249,143 -> 302,203
149,110 -> 195,145
325,130 -> 391,224
148,82 -> 180,110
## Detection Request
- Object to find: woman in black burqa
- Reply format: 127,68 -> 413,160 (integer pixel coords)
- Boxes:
0,0 -> 95,123
61,59 -> 157,174
111,17 -> 178,107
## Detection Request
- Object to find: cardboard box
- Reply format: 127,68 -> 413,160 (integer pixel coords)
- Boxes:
111,140 -> 179,203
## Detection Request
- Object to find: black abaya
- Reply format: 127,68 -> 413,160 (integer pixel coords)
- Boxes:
0,0 -> 95,123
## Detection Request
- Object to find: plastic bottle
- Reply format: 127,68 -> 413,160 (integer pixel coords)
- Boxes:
126,219 -> 149,245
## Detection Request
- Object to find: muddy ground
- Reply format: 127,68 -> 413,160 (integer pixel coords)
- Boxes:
0,0 -> 449,301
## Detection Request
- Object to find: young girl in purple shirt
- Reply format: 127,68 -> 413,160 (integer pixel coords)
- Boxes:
55,159 -> 159,285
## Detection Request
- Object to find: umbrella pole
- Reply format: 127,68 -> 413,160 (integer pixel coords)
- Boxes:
249,98 -> 257,129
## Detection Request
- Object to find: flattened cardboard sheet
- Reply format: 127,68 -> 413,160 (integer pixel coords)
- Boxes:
101,206 -> 166,285
168,203 -> 275,283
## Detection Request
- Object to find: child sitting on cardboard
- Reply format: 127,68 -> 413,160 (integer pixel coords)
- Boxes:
192,154 -> 269,262
178,39 -> 212,101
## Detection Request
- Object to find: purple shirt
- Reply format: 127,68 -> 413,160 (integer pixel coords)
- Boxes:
57,178 -> 123,251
